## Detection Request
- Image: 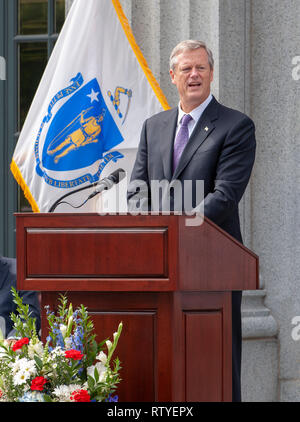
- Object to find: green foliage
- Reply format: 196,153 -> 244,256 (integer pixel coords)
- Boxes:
10,287 -> 38,339
0,289 -> 123,402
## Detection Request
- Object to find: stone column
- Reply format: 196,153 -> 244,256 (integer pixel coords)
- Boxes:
214,0 -> 280,401
250,0 -> 300,401
241,290 -> 278,401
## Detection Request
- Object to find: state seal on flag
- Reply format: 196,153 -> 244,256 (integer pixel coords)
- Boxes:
34,73 -> 124,189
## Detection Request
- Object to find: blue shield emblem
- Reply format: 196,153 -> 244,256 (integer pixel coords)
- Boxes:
43,78 -> 123,171
35,74 -> 124,188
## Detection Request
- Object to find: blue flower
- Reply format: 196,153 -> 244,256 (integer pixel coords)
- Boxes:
52,327 -> 65,349
105,394 -> 118,402
69,323 -> 84,352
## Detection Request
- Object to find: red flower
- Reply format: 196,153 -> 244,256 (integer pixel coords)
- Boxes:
65,349 -> 83,360
70,389 -> 91,402
31,376 -> 47,391
12,337 -> 29,351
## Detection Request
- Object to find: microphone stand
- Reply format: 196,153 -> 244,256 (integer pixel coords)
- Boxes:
48,181 -> 99,212
48,168 -> 126,212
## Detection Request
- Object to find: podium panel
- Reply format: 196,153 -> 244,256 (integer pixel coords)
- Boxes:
25,227 -> 168,278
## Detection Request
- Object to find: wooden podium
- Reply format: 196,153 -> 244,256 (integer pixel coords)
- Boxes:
16,213 -> 258,402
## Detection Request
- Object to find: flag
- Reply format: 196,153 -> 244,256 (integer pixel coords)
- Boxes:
11,0 -> 169,213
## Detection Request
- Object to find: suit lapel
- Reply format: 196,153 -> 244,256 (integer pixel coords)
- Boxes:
159,107 -> 178,181
172,97 -> 220,180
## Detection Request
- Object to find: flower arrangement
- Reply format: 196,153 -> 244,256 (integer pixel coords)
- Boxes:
0,288 -> 122,402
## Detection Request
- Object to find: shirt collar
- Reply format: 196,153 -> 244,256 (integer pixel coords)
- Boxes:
177,93 -> 213,124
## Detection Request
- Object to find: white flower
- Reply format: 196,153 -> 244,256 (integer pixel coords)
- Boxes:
87,362 -> 107,382
50,346 -> 64,358
13,358 -> 36,386
96,351 -> 107,364
27,339 -> 44,359
59,324 -> 67,338
53,384 -> 82,402
66,315 -> 73,334
64,337 -> 72,349
11,357 -> 29,374
14,370 -> 29,385
106,340 -> 112,351
21,359 -> 36,377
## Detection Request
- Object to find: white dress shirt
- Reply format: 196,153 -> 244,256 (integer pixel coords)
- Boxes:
175,93 -> 213,138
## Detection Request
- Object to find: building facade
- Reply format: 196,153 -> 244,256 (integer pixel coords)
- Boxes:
0,0 -> 299,401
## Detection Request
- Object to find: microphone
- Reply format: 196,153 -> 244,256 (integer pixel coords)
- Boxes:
48,168 -> 126,212
87,168 -> 126,200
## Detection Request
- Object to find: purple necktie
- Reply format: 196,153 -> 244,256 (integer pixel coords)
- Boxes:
173,113 -> 193,171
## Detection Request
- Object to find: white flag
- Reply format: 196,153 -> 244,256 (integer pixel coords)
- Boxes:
11,0 -> 169,213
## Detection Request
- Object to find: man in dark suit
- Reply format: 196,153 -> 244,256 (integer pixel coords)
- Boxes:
127,40 -> 256,401
0,255 -> 41,339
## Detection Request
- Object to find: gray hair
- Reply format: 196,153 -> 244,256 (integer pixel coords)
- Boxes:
169,40 -> 214,70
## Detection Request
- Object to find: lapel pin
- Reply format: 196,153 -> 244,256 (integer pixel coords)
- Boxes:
204,126 -> 209,132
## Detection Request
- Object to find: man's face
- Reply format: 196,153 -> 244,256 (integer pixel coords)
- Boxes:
170,48 -> 213,113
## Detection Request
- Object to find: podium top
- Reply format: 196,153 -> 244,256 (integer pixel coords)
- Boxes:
15,213 -> 259,292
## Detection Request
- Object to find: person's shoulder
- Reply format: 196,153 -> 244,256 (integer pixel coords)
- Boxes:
0,256 -> 16,291
145,107 -> 177,125
0,256 -> 16,273
216,100 -> 255,126
0,256 -> 16,280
